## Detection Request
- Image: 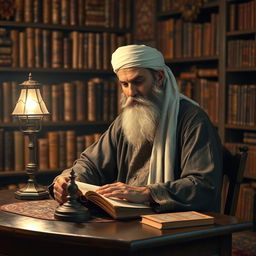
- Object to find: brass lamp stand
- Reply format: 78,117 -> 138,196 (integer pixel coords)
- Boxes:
12,73 -> 50,200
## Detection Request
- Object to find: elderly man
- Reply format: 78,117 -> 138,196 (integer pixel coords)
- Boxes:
53,45 -> 222,213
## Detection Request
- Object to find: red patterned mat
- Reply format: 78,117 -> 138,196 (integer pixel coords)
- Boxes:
0,200 -> 114,223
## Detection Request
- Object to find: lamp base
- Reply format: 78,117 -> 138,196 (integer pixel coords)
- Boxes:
15,181 -> 49,200
54,200 -> 90,222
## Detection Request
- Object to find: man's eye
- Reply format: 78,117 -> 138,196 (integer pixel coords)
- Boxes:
121,83 -> 128,87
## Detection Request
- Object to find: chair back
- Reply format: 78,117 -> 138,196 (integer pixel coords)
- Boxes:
222,146 -> 248,216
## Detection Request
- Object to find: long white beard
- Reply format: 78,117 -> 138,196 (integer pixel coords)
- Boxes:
121,90 -> 162,148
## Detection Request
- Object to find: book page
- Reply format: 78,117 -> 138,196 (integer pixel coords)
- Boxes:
76,181 -> 150,209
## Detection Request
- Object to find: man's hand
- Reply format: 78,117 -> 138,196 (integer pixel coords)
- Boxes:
53,176 -> 70,204
96,182 -> 152,204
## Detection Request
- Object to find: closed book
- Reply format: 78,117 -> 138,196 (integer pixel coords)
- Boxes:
15,0 -> 24,22
87,79 -> 97,121
48,131 -> 59,170
51,84 -> 61,122
4,131 -> 14,171
24,0 -> 33,22
70,0 -> 78,25
10,30 -> 19,67
35,28 -> 42,68
63,37 -> 72,69
63,82 -> 75,121
33,0 -> 42,23
2,81 -> 12,123
0,129 -> 4,171
141,211 -> 214,230
88,32 -> 96,69
75,81 -> 86,121
14,131 -> 24,171
61,0 -> 70,25
52,0 -> 61,24
66,130 -> 76,167
42,0 -> 52,24
41,84 -> 52,121
71,31 -> 79,69
19,31 -> 27,67
76,181 -> 153,219
78,32 -> 84,69
58,131 -> 66,169
76,135 -> 85,159
26,28 -> 35,68
38,138 -> 49,170
52,30 -> 63,68
42,29 -> 51,68
78,0 -> 85,25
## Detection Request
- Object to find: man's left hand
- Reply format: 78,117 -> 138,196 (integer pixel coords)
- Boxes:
96,182 -> 152,204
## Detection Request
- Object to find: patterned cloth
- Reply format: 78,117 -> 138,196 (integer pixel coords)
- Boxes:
0,200 -> 114,222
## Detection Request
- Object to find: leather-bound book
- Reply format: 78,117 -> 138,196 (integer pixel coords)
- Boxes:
51,84 -> 61,122
24,0 -> 33,22
87,79 -> 97,121
58,131 -> 66,169
33,0 -> 42,23
26,27 -> 35,68
19,31 -> 27,67
52,30 -> 63,68
38,138 -> 49,170
71,31 -> 79,69
66,130 -> 76,168
70,0 -> 78,26
63,37 -> 72,69
48,131 -> 59,170
2,81 -> 12,123
14,0 -> 24,22
42,29 -> 51,68
61,0 -> 70,25
4,131 -> 14,171
88,32 -> 96,69
42,0 -> 52,24
52,0 -> 61,24
75,80 -> 86,121
10,30 -> 19,67
63,82 -> 75,121
14,131 -> 24,171
35,28 -> 42,68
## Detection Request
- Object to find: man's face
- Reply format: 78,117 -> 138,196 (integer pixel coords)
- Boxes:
117,68 -> 157,98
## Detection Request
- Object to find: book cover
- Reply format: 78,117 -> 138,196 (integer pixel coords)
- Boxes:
141,211 -> 214,230
76,181 -> 153,219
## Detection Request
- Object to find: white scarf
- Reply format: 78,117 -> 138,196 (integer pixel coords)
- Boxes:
111,45 -> 197,184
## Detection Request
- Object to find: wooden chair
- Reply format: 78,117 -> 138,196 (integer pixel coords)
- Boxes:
222,146 -> 248,216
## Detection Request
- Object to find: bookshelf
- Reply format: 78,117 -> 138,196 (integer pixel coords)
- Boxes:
0,0 -> 133,188
154,0 -> 256,223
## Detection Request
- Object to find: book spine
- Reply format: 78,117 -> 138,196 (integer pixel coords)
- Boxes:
38,138 -> 49,170
48,131 -> 59,170
14,131 -> 24,171
63,82 -> 75,121
66,130 -> 76,167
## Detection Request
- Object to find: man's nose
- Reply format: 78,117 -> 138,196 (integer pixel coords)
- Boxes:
127,84 -> 138,97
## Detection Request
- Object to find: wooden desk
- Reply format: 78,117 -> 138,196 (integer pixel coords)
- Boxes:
0,190 -> 252,256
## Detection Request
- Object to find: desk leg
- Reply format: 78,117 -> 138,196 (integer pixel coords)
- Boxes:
220,234 -> 232,256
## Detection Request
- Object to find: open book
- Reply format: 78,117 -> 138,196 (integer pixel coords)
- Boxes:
141,211 -> 214,229
76,181 -> 154,219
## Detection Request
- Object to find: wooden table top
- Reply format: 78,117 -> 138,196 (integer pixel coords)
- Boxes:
0,189 -> 253,251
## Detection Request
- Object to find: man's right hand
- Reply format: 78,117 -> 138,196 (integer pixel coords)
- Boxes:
53,176 -> 70,204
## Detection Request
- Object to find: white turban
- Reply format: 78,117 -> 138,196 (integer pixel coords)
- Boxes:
111,45 -> 197,184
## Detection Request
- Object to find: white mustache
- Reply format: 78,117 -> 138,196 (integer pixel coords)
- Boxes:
122,96 -> 152,109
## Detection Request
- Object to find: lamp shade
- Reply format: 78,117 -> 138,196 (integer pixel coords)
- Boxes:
12,73 -> 49,117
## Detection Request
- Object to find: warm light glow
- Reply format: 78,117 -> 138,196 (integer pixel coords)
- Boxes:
12,88 -> 49,116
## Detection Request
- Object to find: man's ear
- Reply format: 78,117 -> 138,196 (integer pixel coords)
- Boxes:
156,70 -> 164,88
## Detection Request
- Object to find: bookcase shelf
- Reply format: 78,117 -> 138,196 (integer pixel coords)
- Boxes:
165,56 -> 219,64
227,30 -> 256,37
0,21 -> 130,34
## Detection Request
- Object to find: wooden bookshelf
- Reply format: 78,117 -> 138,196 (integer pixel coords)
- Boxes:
0,0 -> 133,188
154,0 -> 256,224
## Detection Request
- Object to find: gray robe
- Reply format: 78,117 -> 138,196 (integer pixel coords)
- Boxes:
59,99 -> 222,212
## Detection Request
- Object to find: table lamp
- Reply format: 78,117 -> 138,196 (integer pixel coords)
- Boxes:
12,73 -> 50,200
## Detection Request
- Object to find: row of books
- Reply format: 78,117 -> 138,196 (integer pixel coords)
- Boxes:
229,0 -> 256,32
243,132 -> 256,144
0,28 -> 12,66
227,40 -> 256,68
227,84 -> 256,126
0,78 -> 119,123
177,75 -> 219,124
10,0 -> 131,29
225,142 -> 256,179
157,14 -> 219,59
0,129 -> 102,172
158,0 -> 216,13
236,182 -> 255,222
6,27 -> 132,69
